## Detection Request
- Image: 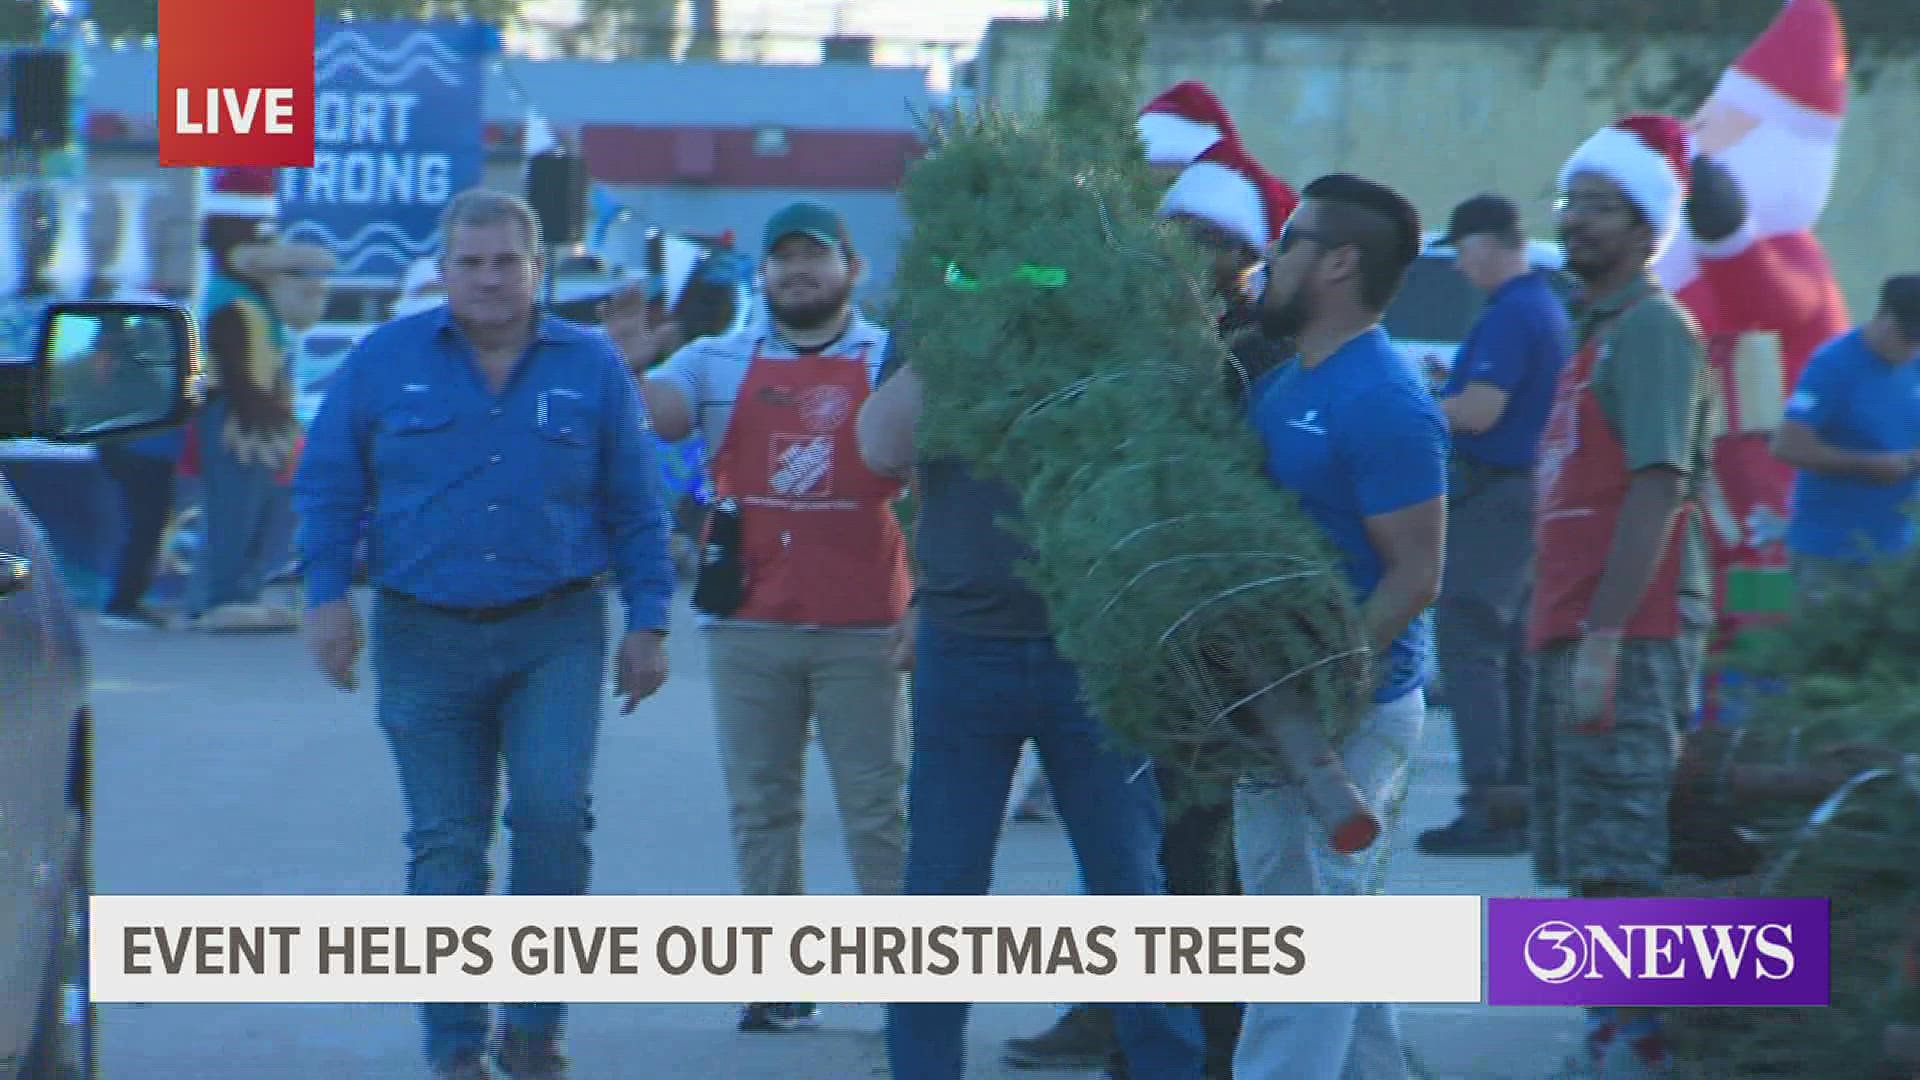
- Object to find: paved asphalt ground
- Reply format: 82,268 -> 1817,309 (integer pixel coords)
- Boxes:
85,585 -> 1586,1078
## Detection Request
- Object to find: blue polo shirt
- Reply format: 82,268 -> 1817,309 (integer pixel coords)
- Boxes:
294,307 -> 676,632
1439,269 -> 1573,470
1784,328 -> 1920,564
1249,326 -> 1450,704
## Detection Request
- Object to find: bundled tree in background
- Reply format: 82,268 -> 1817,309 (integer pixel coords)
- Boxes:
1664,533 -> 1920,1076
892,0 -> 1379,842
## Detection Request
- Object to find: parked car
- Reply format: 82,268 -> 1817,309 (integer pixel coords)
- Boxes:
1,300 -> 200,1079
1382,232 -> 1566,390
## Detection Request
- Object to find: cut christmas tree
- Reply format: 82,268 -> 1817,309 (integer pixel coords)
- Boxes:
1668,525 -> 1920,1077
891,0 -> 1376,833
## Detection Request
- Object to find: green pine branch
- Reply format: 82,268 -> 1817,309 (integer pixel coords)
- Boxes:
894,0 -> 1371,793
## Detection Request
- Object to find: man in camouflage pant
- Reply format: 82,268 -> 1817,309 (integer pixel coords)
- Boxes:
1531,630 -> 1706,891
1530,114 -> 1716,1077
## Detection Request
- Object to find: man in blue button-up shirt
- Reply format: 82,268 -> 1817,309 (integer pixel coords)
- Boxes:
293,188 -> 674,1080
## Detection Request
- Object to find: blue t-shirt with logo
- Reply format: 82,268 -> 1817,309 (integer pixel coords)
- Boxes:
1439,269 -> 1573,470
1249,326 -> 1450,704
1784,328 -> 1920,564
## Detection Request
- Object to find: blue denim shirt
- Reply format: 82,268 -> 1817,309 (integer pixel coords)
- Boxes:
293,307 -> 675,632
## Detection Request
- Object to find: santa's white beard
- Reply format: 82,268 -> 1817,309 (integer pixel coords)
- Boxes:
1716,119 -> 1838,237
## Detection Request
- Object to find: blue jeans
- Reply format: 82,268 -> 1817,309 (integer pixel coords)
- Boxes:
371,585 -> 609,1069
191,400 -> 291,612
885,619 -> 1205,1080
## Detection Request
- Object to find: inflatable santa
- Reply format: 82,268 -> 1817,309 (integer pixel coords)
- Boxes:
1657,0 -> 1853,721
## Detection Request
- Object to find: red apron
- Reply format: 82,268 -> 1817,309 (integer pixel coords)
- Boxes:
708,343 -> 910,627
1529,326 -> 1694,650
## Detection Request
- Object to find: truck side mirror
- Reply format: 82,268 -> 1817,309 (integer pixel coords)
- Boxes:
0,300 -> 202,442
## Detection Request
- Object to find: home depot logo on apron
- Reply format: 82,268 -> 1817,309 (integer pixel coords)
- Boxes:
706,341 -> 910,627
1529,321 -> 1694,650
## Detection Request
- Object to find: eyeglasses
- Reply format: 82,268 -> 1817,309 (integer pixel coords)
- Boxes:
1553,193 -> 1632,217
1274,223 -> 1335,256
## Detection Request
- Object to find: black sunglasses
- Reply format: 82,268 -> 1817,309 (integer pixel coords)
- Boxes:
1275,222 -> 1337,255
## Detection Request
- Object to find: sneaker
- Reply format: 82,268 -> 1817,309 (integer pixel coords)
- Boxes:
773,1002 -> 819,1027
257,601 -> 302,630
1013,797 -> 1055,823
1415,815 -> 1527,857
738,1002 -> 820,1032
1004,1005 -> 1115,1069
192,601 -> 297,633
493,1029 -> 568,1079
99,606 -> 171,631
1546,1021 -> 1620,1079
1616,1030 -> 1676,1077
433,1050 -> 493,1079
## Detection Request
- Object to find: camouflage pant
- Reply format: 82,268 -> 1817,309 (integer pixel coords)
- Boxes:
1530,631 -> 1706,891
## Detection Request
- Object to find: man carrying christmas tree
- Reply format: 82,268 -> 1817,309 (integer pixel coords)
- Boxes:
1535,114 -> 1715,1077
857,342 -> 1207,1080
1157,141 -> 1298,388
997,138 -> 1300,1079
1233,173 -> 1447,1079
1770,272 -> 1920,607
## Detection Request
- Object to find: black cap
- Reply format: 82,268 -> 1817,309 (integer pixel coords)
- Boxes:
1441,193 -> 1520,247
1883,273 -> 1920,338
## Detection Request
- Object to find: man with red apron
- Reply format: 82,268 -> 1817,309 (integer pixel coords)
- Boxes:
1539,115 -> 1716,1076
621,203 -> 910,1035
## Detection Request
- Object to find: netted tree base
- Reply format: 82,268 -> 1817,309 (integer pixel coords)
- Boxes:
1667,780 -> 1920,1079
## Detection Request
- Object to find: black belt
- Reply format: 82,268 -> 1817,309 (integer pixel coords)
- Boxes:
379,577 -> 597,624
1452,454 -> 1531,480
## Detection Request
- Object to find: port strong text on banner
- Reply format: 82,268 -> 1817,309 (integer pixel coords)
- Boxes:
159,0 -> 316,167
277,21 -> 489,283
91,896 -> 1482,1004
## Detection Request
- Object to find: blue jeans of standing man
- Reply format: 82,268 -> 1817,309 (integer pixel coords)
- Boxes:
191,400 -> 291,612
885,618 -> 1205,1080
371,585 -> 609,1070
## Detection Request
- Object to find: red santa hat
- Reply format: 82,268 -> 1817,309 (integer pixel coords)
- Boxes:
1157,144 -> 1296,253
1711,0 -> 1847,142
1559,113 -> 1694,260
203,166 -> 278,218
1136,81 -> 1241,167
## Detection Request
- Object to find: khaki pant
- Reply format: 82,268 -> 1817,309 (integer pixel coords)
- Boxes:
706,626 -> 908,896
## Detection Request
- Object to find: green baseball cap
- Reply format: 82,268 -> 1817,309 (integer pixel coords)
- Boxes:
763,202 -> 851,254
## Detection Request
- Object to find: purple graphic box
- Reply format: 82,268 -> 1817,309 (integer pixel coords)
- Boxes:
1487,897 -> 1830,1007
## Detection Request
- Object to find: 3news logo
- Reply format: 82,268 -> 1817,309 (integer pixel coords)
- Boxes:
1486,897 -> 1831,1007
159,0 -> 316,167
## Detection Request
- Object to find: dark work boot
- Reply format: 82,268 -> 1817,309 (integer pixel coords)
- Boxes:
738,1001 -> 820,1032
1004,1005 -> 1116,1069
1417,812 -> 1527,856
493,1028 -> 568,1079
433,1050 -> 493,1079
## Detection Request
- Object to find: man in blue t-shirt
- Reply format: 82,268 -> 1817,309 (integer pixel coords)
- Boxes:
1421,194 -> 1574,856
1772,272 -> 1920,604
1236,174 -> 1448,1079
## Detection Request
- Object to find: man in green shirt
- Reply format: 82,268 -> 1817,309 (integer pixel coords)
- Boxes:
1533,114 -> 1716,1077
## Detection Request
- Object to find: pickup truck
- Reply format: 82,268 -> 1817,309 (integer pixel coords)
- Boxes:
0,300 -> 200,1079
